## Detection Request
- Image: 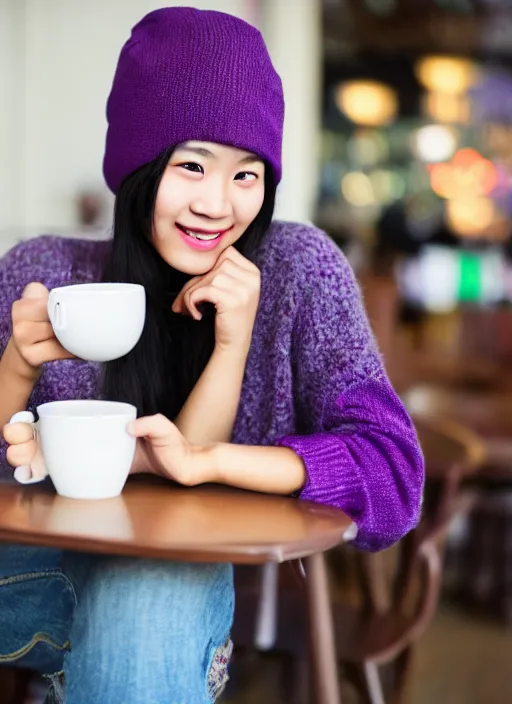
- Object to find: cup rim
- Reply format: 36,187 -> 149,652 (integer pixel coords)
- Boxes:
37,400 -> 137,419
49,283 -> 144,295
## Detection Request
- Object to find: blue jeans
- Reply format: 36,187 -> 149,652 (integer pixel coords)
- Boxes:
0,544 -> 234,703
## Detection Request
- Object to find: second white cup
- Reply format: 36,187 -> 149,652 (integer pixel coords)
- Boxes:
16,400 -> 137,500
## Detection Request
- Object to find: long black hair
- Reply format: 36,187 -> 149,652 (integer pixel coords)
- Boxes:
101,146 -> 276,420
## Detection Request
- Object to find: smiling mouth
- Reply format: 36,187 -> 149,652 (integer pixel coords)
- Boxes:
176,224 -> 232,241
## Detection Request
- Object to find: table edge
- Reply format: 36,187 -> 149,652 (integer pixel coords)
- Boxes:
0,525 -> 355,564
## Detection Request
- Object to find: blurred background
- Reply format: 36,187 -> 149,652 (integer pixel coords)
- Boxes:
2,1 -> 512,703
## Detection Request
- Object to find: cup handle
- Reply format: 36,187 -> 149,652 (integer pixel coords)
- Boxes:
48,294 -> 65,331
8,411 -> 47,485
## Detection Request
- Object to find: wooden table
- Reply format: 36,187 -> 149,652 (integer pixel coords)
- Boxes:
0,476 -> 354,704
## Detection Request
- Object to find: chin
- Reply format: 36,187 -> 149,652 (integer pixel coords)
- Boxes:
158,250 -> 218,276
181,262 -> 215,276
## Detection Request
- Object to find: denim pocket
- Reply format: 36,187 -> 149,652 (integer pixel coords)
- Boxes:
0,570 -> 75,673
206,637 -> 233,702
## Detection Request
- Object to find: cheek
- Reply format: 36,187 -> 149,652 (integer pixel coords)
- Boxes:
153,172 -> 186,229
237,185 -> 265,225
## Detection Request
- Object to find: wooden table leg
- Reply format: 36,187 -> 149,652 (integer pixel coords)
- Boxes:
304,552 -> 341,704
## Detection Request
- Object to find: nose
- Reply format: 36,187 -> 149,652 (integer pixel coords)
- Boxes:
189,175 -> 232,220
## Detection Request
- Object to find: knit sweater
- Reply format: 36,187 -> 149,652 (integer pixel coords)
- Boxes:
0,221 -> 424,551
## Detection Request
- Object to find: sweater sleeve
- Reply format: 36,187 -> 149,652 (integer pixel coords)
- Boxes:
0,236 -> 72,356
277,235 -> 424,552
0,237 -> 73,477
0,240 -> 34,475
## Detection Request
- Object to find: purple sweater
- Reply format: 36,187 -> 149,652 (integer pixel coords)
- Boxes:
0,221 -> 424,551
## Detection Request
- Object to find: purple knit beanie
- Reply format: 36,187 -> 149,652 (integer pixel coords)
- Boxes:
103,7 -> 284,193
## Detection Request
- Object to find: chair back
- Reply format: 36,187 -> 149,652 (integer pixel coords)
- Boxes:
352,415 -> 484,661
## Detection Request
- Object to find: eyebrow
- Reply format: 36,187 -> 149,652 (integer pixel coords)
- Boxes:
238,154 -> 263,165
176,145 -> 263,165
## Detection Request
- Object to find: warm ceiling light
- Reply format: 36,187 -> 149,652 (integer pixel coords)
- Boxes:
341,172 -> 376,207
446,198 -> 495,238
414,125 -> 458,163
423,92 -> 471,124
429,148 -> 498,200
416,56 -> 477,95
336,81 -> 398,127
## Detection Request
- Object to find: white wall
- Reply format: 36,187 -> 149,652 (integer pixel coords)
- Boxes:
0,0 -> 321,251
262,0 -> 321,223
0,0 -> 25,250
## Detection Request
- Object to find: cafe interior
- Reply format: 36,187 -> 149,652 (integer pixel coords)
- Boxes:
2,0 -> 512,703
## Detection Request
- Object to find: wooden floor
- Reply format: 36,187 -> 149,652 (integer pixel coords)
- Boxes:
221,601 -> 512,704
23,600 -> 512,704
410,604 -> 512,704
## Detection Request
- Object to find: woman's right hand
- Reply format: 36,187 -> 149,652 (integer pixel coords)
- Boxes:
3,416 -> 47,483
9,282 -> 74,379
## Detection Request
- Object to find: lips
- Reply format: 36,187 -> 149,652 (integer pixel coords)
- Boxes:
176,224 -> 232,241
176,223 -> 233,252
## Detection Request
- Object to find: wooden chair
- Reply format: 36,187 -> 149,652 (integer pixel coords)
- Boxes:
395,308 -> 512,394
230,415 -> 484,704
403,384 -> 512,624
459,308 -> 512,369
358,274 -> 399,369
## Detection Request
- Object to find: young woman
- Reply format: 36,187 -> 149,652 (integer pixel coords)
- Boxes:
0,7 -> 424,703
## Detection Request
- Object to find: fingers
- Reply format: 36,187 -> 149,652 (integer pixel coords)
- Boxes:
14,321 -> 54,344
13,451 -> 47,483
30,339 -> 76,361
6,438 -> 38,467
187,281 -> 240,318
174,267 -> 259,320
10,283 -> 74,367
4,419 -> 38,471
22,282 -> 49,299
172,248 -> 260,316
128,414 -> 177,443
172,274 -> 212,318
29,322 -> 54,342
12,283 -> 50,326
12,297 -> 51,324
4,417 -> 42,478
216,246 -> 258,273
211,258 -> 254,285
185,270 -> 236,319
171,275 -> 202,314
11,338 -> 74,370
3,422 -> 35,445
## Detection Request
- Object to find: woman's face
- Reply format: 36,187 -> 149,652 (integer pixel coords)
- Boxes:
153,141 -> 265,275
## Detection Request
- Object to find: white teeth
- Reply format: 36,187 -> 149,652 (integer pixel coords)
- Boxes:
183,228 -> 221,241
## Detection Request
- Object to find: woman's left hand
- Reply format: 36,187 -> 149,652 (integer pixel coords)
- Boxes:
171,246 -> 260,354
128,414 -> 213,487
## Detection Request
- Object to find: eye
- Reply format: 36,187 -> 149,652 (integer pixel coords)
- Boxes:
234,171 -> 257,182
178,162 -> 204,174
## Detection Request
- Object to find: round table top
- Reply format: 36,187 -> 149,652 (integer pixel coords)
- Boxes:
0,476 -> 354,564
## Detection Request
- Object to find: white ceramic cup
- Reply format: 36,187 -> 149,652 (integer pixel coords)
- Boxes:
12,400 -> 137,500
47,283 -> 146,362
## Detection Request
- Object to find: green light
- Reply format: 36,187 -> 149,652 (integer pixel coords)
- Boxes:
458,252 -> 481,302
